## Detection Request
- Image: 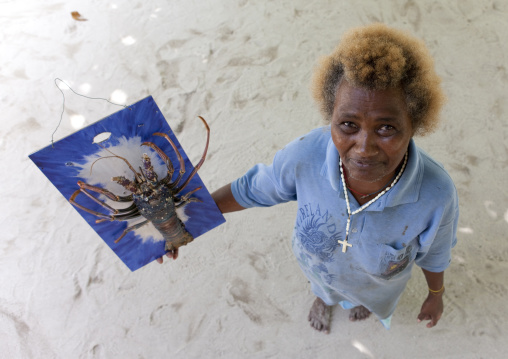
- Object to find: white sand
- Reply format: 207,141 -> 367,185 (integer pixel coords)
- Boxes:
1,0 -> 508,358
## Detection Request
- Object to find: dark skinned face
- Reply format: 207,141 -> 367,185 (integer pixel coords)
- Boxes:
331,81 -> 413,193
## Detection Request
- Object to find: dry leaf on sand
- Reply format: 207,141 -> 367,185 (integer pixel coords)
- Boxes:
71,11 -> 87,21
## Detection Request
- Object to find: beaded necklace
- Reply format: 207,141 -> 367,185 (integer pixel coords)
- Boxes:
337,151 -> 408,253
344,171 -> 397,199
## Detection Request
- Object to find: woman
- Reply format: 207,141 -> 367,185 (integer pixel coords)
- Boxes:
163,23 -> 459,332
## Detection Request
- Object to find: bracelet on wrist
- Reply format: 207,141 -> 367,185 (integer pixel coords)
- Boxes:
428,285 -> 445,295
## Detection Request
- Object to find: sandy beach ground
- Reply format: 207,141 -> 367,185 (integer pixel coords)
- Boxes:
1,0 -> 508,358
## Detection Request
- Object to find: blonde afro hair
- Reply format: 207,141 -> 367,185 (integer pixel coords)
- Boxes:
311,23 -> 445,135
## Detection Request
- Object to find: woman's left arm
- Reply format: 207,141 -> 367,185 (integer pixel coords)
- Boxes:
417,268 -> 445,328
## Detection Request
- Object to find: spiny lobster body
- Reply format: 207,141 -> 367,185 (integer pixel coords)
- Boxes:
132,184 -> 193,250
69,116 -> 209,254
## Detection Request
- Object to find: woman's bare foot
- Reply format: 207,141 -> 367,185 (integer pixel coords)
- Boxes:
308,297 -> 331,334
349,306 -> 371,321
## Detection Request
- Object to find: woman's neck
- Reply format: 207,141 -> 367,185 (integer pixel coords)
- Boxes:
343,165 -> 401,205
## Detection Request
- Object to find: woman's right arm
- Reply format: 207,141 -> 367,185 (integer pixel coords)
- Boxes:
211,183 -> 246,214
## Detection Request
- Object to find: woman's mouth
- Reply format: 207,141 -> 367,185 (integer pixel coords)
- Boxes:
349,158 -> 382,169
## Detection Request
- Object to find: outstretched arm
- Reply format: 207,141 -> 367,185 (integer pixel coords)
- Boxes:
417,268 -> 445,328
211,183 -> 246,214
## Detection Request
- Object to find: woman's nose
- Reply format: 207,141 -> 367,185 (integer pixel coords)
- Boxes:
354,131 -> 378,156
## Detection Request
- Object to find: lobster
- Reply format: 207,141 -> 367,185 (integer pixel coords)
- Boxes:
69,116 -> 210,256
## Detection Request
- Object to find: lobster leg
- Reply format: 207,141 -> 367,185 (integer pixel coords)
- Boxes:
70,182 -> 135,220
152,132 -> 186,188
77,181 -> 133,202
95,205 -> 141,223
114,220 -> 150,243
78,188 -> 119,213
110,210 -> 142,221
175,186 -> 203,208
70,189 -> 114,220
174,116 -> 210,194
115,203 -> 138,213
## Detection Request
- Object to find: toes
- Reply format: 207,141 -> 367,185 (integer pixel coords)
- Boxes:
308,298 -> 331,333
310,318 -> 321,330
309,318 -> 329,333
349,306 -> 371,321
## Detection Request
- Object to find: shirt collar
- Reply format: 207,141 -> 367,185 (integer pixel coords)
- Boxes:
320,136 -> 422,211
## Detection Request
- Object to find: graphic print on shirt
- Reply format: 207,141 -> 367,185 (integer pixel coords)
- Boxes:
294,203 -> 342,263
293,203 -> 342,289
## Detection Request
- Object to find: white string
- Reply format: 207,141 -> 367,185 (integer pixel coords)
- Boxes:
51,78 -> 130,147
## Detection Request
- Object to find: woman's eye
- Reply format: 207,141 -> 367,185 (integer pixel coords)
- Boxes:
339,122 -> 358,133
378,125 -> 397,136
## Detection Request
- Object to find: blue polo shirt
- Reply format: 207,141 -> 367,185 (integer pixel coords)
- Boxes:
232,126 -> 458,324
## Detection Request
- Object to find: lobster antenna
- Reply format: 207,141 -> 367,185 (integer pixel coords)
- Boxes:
91,142 -> 142,182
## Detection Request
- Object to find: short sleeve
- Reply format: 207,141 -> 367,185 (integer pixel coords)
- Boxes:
415,193 -> 459,272
231,148 -> 297,208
